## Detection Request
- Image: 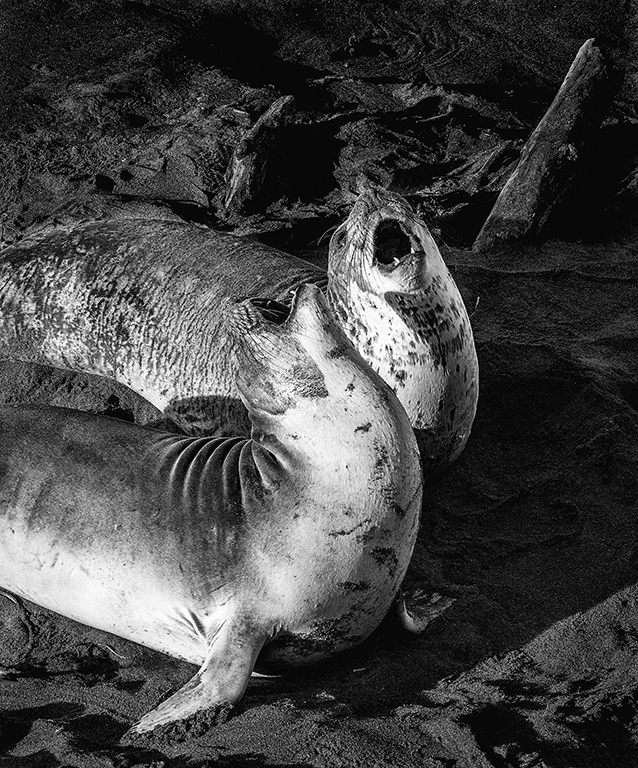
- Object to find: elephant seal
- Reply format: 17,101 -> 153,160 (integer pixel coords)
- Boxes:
328,187 -> 478,471
0,186 -> 477,475
0,284 -> 423,734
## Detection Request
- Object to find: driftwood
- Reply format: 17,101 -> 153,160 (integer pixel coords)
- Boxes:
223,95 -> 295,215
473,39 -> 613,251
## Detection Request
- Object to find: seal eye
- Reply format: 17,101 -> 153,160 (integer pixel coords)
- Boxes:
332,227 -> 348,249
249,298 -> 290,326
374,221 -> 411,269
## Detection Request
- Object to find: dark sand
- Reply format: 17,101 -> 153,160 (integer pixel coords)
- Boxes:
1,2 -> 638,766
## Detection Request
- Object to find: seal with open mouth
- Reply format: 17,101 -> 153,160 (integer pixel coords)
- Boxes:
328,187 -> 478,472
0,187 -> 477,475
0,284 -> 423,734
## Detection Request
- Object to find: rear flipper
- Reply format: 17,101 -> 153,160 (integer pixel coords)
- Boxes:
124,614 -> 270,740
395,589 -> 456,634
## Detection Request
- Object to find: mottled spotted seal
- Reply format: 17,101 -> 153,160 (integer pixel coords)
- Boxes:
0,187 -> 477,475
328,187 -> 478,472
0,285 -> 423,734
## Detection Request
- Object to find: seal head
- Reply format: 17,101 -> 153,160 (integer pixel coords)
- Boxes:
327,185 -> 479,475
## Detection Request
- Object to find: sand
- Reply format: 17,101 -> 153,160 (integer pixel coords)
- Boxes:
1,2 -> 638,766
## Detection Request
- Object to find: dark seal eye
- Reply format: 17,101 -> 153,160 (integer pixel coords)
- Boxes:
332,228 -> 348,249
249,298 -> 290,325
374,221 -> 411,268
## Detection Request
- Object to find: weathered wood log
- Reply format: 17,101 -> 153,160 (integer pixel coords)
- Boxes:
473,39 -> 614,251
223,95 -> 295,215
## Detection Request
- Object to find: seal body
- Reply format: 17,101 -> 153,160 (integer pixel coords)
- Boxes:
0,285 -> 422,733
0,218 -> 324,437
0,187 -> 477,474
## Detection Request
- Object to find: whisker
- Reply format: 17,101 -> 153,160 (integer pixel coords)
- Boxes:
317,224 -> 339,245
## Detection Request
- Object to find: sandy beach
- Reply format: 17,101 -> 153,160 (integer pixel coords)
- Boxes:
1,2 -> 638,765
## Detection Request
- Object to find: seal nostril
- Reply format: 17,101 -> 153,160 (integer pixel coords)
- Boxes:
249,298 -> 290,325
374,221 -> 412,267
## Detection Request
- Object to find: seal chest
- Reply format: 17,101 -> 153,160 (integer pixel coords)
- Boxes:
0,284 -> 422,734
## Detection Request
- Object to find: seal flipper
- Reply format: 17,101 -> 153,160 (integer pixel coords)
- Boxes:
394,590 -> 456,635
126,613 -> 270,738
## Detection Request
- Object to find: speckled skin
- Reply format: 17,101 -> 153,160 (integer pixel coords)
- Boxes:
0,285 -> 422,734
0,187 -> 477,474
328,188 -> 478,475
0,218 -> 324,436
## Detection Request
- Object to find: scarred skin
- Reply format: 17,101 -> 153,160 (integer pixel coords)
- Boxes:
0,216 -> 324,436
0,285 -> 423,735
0,186 -> 478,475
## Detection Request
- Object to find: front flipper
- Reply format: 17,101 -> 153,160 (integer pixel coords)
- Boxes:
395,589 -> 456,635
125,614 -> 270,739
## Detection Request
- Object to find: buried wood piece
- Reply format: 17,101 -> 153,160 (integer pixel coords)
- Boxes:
473,39 -> 614,251
224,94 -> 295,215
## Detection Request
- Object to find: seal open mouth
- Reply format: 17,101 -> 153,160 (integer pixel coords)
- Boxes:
373,220 -> 413,268
248,298 -> 291,325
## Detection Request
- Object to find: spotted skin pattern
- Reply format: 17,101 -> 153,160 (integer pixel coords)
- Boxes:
328,187 -> 478,475
0,220 -> 323,436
